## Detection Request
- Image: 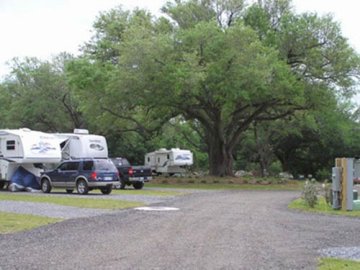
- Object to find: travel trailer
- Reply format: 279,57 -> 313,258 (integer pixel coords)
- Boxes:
55,129 -> 108,160
0,128 -> 62,189
145,148 -> 193,175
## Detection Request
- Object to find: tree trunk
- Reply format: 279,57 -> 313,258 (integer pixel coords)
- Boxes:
207,135 -> 234,176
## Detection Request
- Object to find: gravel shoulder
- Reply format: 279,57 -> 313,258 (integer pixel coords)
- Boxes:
0,189 -> 359,270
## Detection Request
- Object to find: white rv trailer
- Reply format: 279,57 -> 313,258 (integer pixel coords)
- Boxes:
0,128 -> 62,188
54,129 -> 108,160
145,148 -> 193,175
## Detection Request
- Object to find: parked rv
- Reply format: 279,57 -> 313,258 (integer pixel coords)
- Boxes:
111,157 -> 152,189
145,148 -> 193,175
0,128 -> 62,190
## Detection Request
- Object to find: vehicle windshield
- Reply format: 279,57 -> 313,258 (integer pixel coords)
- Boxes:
111,158 -> 130,166
94,159 -> 117,171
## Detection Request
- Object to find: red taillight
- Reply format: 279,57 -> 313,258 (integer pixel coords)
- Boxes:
128,167 -> 134,176
90,171 -> 97,180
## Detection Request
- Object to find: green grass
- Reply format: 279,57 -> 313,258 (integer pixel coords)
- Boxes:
318,258 -> 360,269
111,189 -> 184,196
0,211 -> 62,234
0,193 -> 144,209
289,197 -> 360,217
147,181 -> 302,191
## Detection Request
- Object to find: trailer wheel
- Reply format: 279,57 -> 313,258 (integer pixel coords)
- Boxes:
100,185 -> 112,195
41,178 -> 52,193
133,182 -> 144,190
77,179 -> 89,195
0,182 -> 5,190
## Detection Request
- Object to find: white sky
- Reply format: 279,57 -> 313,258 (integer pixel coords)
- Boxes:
0,0 -> 359,81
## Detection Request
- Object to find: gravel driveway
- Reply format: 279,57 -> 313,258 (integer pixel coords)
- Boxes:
0,189 -> 359,270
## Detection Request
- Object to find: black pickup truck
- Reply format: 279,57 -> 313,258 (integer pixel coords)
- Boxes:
110,157 -> 152,189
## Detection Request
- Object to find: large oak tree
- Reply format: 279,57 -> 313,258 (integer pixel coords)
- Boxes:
69,0 -> 359,176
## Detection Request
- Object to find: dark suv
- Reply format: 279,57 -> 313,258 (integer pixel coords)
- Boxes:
40,158 -> 119,195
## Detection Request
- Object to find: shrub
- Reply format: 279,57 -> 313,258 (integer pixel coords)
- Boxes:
302,180 -> 318,208
316,168 -> 331,181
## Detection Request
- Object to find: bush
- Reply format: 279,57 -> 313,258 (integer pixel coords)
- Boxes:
322,180 -> 332,206
302,180 -> 318,208
316,168 -> 331,181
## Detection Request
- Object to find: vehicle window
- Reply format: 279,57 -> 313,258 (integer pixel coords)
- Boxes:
6,140 -> 15,150
68,162 -> 80,170
58,162 -> 69,171
59,162 -> 79,171
94,159 -> 116,171
83,161 -> 94,171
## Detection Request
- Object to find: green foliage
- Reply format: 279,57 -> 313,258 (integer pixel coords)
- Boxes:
322,180 -> 332,206
302,180 -> 318,208
0,54 -> 83,132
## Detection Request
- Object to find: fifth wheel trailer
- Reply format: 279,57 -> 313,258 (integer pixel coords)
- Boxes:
0,128 -> 62,189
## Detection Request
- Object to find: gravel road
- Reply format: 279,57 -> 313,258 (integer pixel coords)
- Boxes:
0,190 -> 359,270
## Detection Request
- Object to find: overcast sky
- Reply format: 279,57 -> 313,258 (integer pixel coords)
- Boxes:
1,0 -> 359,81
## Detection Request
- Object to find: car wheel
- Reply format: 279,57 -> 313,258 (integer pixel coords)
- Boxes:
41,178 -> 52,193
100,185 -> 112,195
77,179 -> 89,195
66,189 -> 73,194
133,181 -> 144,190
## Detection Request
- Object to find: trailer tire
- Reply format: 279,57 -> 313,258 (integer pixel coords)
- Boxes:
133,182 -> 144,190
41,178 -> 52,193
77,179 -> 89,195
0,182 -> 5,190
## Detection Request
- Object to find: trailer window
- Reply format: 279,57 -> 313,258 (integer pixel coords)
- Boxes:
6,140 -> 15,150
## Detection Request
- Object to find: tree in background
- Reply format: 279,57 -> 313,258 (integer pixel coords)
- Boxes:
0,53 -> 84,132
66,0 -> 360,176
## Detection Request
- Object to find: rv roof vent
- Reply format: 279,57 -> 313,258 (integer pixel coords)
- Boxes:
73,129 -> 89,134
20,128 -> 31,132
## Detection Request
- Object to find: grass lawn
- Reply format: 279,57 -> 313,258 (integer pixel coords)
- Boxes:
288,196 -> 360,217
110,188 -> 184,196
318,258 -> 360,269
0,193 -> 144,209
147,177 -> 302,191
0,211 -> 62,234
